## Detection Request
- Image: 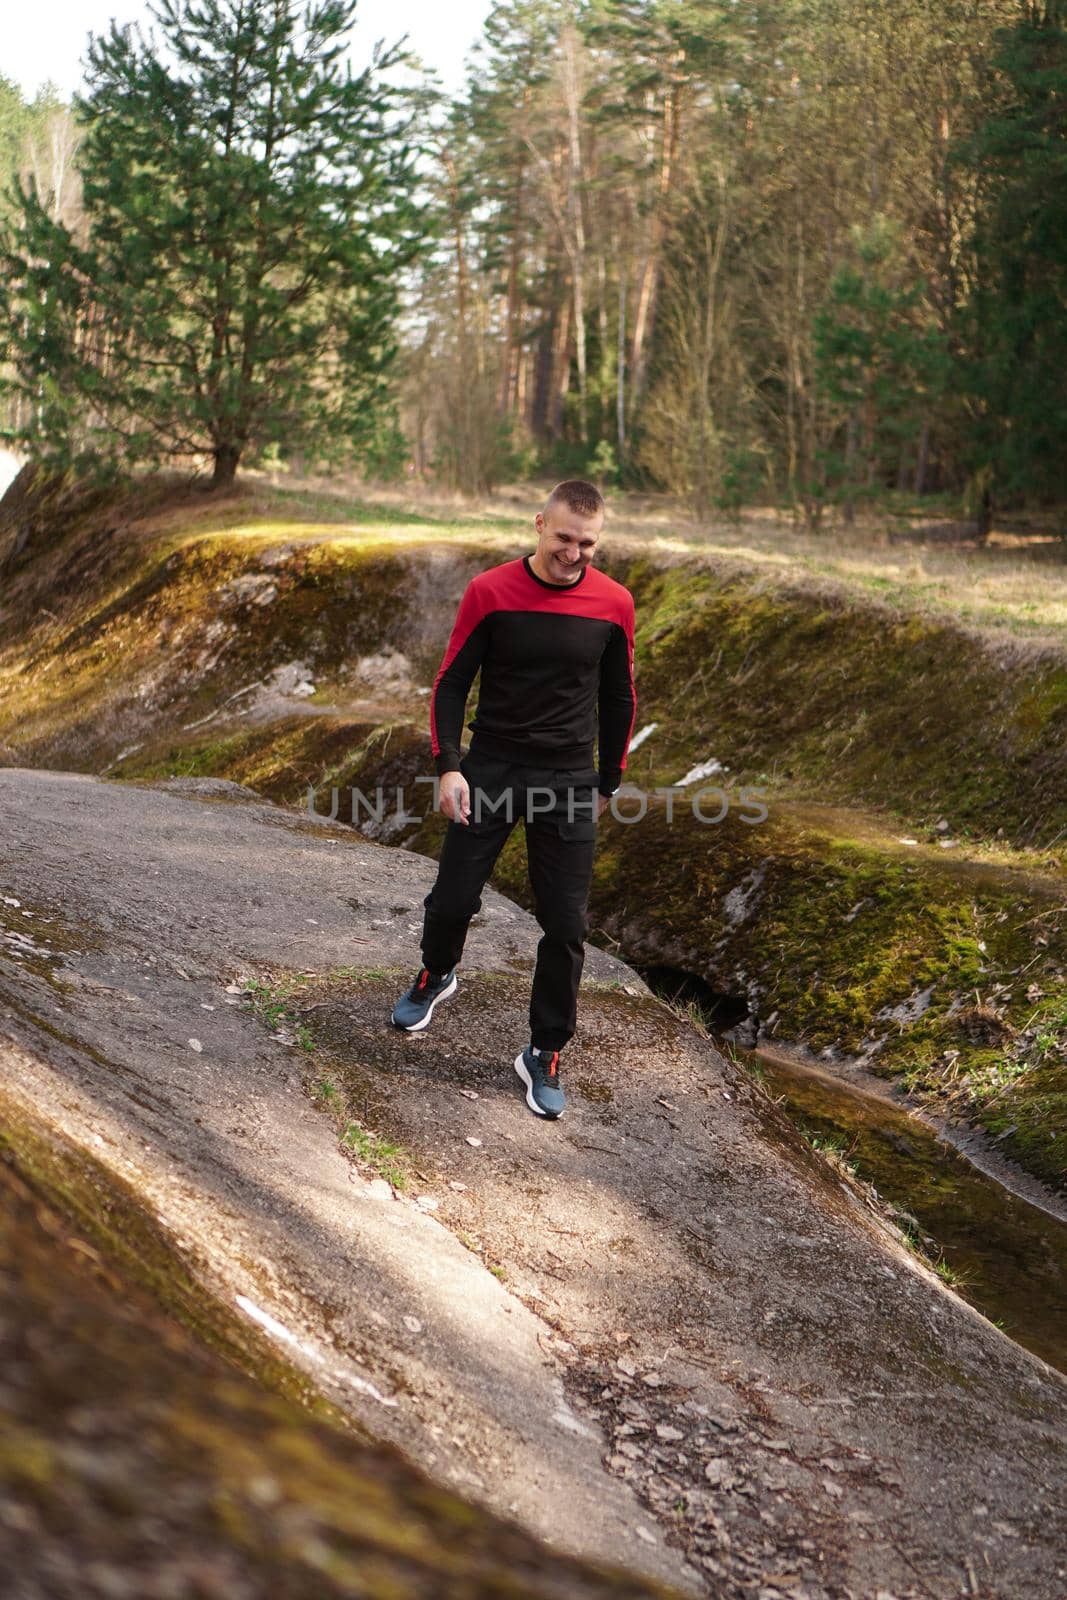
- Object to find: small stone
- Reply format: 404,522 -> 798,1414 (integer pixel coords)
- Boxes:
247,1475 -> 280,1505
655,1424 -> 685,1442
403,1316 -> 422,1334
634,1526 -> 656,1545
615,1356 -> 636,1377
704,1458 -> 727,1485
619,1399 -> 650,1421
448,1180 -> 468,1192
641,1370 -> 662,1387
459,1088 -> 479,1100
465,1136 -> 483,1148
823,1479 -> 843,1498
188,1038 -> 203,1053
415,1194 -> 439,1210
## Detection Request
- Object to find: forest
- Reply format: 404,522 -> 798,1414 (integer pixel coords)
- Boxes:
1,0 -> 1066,523
2,8 -> 1067,1595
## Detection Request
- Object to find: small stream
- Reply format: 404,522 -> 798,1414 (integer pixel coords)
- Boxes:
639,966 -> 1067,1375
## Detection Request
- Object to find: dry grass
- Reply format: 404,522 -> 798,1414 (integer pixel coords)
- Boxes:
237,470 -> 1067,650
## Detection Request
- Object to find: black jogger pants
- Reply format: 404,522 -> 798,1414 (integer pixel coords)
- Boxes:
420,747 -> 599,1051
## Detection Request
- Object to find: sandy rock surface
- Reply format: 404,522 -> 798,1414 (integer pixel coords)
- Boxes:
0,766 -> 1064,1600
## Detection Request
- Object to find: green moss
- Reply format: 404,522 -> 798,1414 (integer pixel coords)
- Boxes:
0,485 -> 504,772
0,1094 -> 343,1418
0,1099 -> 683,1597
617,559 -> 1067,849
481,793 -> 1067,1188
5,481 -> 1067,1188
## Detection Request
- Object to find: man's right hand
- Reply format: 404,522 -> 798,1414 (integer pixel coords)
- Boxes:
439,770 -> 471,825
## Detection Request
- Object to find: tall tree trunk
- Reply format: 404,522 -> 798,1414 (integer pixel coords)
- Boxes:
212,443 -> 240,488
617,263 -> 627,463
551,293 -> 572,437
562,25 -> 588,443
630,78 -> 681,415
914,419 -> 930,496
532,304 -> 556,439
444,151 -> 478,493
976,483 -> 993,541
842,410 -> 858,525
498,115 -> 529,416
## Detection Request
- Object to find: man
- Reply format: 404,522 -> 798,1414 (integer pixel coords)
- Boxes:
391,479 -> 636,1120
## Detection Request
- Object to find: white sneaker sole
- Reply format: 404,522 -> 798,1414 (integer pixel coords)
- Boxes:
393,973 -> 457,1032
513,1052 -> 564,1119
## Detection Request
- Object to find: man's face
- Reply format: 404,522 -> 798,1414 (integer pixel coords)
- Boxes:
533,503 -> 603,584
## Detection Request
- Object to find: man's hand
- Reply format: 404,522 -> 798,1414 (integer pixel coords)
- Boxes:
597,792 -> 611,818
439,770 -> 471,826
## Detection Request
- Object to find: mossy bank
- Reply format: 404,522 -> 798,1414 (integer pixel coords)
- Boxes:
2,471 -> 1064,1189
0,1097 -> 682,1598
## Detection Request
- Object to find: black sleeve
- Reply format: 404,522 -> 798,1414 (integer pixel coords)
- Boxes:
430,608 -> 489,775
597,619 -> 637,795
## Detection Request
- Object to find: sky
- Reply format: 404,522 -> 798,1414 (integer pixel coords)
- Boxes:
4,0 -> 493,100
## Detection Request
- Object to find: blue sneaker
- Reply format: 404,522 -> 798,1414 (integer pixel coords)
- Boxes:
514,1046 -> 565,1119
391,967 -> 457,1031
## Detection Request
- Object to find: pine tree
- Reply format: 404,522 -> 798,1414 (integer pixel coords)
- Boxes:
0,0 -> 424,487
957,0 -> 1067,521
813,219 -> 949,519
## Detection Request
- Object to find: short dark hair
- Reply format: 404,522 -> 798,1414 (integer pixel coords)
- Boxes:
544,479 -> 605,519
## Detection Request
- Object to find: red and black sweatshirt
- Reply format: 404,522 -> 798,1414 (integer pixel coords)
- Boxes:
430,555 -> 637,796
